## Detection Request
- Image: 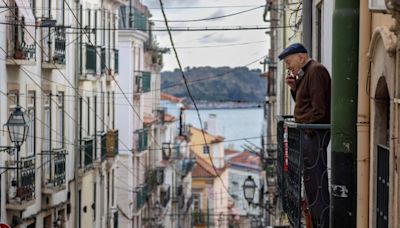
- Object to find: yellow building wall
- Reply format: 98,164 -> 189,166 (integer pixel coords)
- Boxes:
189,127 -> 222,166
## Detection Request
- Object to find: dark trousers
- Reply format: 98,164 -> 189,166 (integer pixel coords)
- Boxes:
303,131 -> 330,228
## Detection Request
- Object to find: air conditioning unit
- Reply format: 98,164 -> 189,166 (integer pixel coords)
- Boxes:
369,0 -> 387,11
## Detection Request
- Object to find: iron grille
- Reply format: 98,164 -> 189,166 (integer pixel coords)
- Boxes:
376,144 -> 389,228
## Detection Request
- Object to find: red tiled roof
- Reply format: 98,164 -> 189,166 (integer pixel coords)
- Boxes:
160,92 -> 183,103
143,115 -> 155,126
228,151 -> 260,167
190,126 -> 225,141
164,113 -> 176,122
192,155 -> 218,178
224,149 -> 240,156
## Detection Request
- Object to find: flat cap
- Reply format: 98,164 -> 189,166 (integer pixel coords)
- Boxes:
278,43 -> 308,60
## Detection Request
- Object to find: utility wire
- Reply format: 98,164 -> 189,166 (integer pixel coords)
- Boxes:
151,5 -> 263,22
158,0 -> 234,199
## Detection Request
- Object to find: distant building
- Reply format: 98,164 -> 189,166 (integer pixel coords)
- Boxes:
225,149 -> 262,228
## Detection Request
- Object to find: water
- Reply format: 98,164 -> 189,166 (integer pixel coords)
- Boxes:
185,108 -> 264,150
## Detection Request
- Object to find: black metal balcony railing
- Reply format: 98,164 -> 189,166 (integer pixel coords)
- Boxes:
160,185 -> 171,207
185,195 -> 193,213
178,159 -> 196,177
162,143 -> 172,160
114,49 -> 119,74
53,28 -> 66,64
6,16 -> 36,61
146,170 -> 158,193
136,184 -> 148,210
276,115 -> 293,212
101,47 -> 106,73
193,210 -> 205,225
136,128 -> 148,153
376,144 -> 389,228
43,148 -> 66,189
276,116 -> 330,228
7,156 -> 36,205
101,131 -> 107,161
106,130 -> 119,158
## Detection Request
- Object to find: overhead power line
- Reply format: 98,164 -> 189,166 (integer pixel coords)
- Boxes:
151,5 -> 264,22
158,0 -> 235,199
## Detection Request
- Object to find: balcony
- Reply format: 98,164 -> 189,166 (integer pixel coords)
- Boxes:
42,27 -> 66,68
136,184 -> 149,211
135,128 -> 148,154
81,138 -> 94,169
276,116 -> 330,228
179,124 -> 191,141
6,15 -> 36,65
100,48 -> 118,78
6,156 -> 36,210
162,143 -> 172,161
42,148 -> 66,194
80,43 -> 97,78
177,158 -> 196,178
193,210 -> 206,226
106,130 -> 119,158
135,71 -> 151,93
160,185 -> 171,207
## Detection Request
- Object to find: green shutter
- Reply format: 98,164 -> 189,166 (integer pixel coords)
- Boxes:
141,72 -> 151,92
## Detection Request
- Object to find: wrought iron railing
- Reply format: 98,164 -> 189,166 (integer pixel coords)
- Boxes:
276,115 -> 293,212
136,184 -> 148,210
177,159 -> 196,177
376,144 -> 389,228
6,16 -> 36,61
53,28 -> 66,64
276,116 -> 330,228
7,156 -> 36,205
160,185 -> 171,207
106,130 -> 119,158
43,148 -> 66,189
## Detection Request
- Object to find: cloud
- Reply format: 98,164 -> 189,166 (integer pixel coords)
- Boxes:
207,9 -> 225,18
143,0 -> 199,8
199,34 -> 240,44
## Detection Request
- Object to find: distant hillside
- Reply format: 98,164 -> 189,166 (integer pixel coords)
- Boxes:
160,66 -> 265,104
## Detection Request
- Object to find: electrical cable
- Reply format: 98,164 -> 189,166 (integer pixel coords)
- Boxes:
158,0 -> 235,199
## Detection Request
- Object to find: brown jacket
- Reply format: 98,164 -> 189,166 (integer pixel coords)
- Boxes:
291,60 -> 331,124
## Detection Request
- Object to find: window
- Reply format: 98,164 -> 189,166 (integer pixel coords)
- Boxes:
57,92 -> 64,148
27,91 -> 35,156
193,193 -> 201,211
101,91 -> 105,132
203,146 -> 210,154
57,0 -> 64,25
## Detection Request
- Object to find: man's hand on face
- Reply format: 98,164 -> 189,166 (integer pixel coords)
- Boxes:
285,70 -> 296,90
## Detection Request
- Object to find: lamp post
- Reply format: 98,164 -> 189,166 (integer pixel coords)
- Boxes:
0,105 -> 29,222
243,176 -> 257,204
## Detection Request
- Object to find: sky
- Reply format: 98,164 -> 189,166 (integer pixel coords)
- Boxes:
142,0 -> 271,72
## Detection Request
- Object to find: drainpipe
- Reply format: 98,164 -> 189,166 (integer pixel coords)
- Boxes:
302,0 -> 312,56
331,0 -> 359,227
356,1 -> 371,228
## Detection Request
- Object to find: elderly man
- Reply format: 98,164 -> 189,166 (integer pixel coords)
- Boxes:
279,43 -> 331,228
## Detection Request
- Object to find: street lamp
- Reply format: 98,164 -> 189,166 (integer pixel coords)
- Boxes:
250,216 -> 260,228
5,105 -> 29,150
243,176 -> 256,204
152,201 -> 163,224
